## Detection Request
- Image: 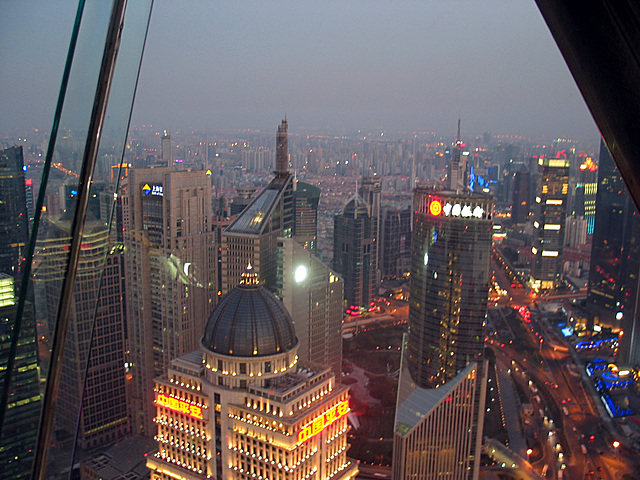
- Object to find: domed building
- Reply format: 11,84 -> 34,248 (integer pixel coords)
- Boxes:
147,266 -> 358,480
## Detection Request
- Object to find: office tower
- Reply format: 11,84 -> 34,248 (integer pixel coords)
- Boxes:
333,193 -> 376,310
587,141 -> 640,365
279,237 -> 343,375
393,362 -> 482,480
38,217 -> 129,449
293,180 -> 320,251
0,146 -> 30,282
25,178 -> 35,222
0,274 -> 41,480
221,120 -> 294,294
379,206 -> 412,279
530,158 -> 570,290
511,171 -> 530,224
406,189 -> 493,388
122,167 -> 216,435
161,130 -> 172,165
393,150 -> 492,478
358,175 -> 382,280
147,267 -> 358,480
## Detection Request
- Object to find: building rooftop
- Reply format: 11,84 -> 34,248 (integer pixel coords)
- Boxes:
202,266 -> 297,357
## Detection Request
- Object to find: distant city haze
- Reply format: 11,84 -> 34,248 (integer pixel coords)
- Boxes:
2,0 -> 599,141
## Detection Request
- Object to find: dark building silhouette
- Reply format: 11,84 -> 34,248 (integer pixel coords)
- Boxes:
0,147 -> 30,283
511,171 -> 530,224
380,206 -> 412,279
333,193 -> 376,310
293,180 -> 320,251
587,141 -> 640,365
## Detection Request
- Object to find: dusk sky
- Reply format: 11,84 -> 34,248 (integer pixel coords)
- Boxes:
2,1 -> 600,141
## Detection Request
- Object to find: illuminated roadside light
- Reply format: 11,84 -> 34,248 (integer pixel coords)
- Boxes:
616,312 -> 623,320
531,247 -> 538,255
613,440 -> 620,449
423,253 -> 429,266
429,199 -> 442,216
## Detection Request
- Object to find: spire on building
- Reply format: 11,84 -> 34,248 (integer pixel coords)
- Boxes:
447,118 -> 468,193
275,118 -> 289,176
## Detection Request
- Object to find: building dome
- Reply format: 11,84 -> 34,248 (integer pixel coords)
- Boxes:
202,265 -> 297,357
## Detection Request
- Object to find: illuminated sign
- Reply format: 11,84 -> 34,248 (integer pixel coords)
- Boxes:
142,183 -> 164,196
156,393 -> 203,419
429,200 -> 442,216
297,400 -> 349,443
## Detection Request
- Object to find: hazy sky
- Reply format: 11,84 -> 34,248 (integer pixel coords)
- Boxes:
1,0 -> 599,141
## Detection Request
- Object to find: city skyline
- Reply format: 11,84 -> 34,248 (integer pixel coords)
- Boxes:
2,1 -> 599,141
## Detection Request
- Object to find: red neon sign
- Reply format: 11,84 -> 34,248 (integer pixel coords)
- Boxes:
297,400 -> 349,443
156,393 -> 203,419
429,199 -> 442,216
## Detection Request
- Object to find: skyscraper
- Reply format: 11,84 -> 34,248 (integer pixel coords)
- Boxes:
122,167 -> 216,435
333,193 -> 376,310
511,171 -> 530,224
0,274 -> 40,480
587,141 -> 640,365
358,175 -> 382,280
221,120 -> 294,294
293,180 -> 320,251
38,217 -> 129,449
278,237 -> 344,375
406,189 -> 493,388
393,137 -> 492,479
147,267 -> 357,480
530,157 -> 570,290
0,146 -> 30,283
379,206 -> 412,279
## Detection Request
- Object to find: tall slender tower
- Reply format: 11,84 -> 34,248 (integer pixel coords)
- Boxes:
221,120 -> 294,293
122,167 -> 216,435
393,127 -> 492,480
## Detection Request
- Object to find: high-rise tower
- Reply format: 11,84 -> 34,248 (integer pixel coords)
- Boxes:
221,120 -> 294,293
122,167 -> 216,435
393,132 -> 492,479
38,217 -> 129,449
0,146 -> 30,283
530,157 -> 570,290
333,193 -> 376,310
587,141 -> 640,365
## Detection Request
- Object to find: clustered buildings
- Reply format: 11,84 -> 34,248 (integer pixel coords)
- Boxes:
3,117 -> 640,480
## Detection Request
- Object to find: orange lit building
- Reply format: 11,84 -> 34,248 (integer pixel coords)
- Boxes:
147,267 -> 357,480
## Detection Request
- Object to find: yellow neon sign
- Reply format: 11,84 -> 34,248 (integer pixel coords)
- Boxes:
156,393 -> 203,419
297,400 -> 349,443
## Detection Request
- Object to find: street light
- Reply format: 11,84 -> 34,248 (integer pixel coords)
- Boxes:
612,440 -> 620,449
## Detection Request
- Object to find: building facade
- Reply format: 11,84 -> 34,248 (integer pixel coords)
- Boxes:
0,146 -> 30,283
221,120 -> 294,294
407,189 -> 493,388
122,167 -> 217,435
147,267 -> 358,480
394,184 -> 492,480
278,237 -> 344,376
0,274 -> 41,480
530,158 -> 570,290
293,181 -> 320,251
38,219 -> 129,449
379,206 -> 412,280
393,362 -> 484,480
587,141 -> 640,365
333,195 -> 376,310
